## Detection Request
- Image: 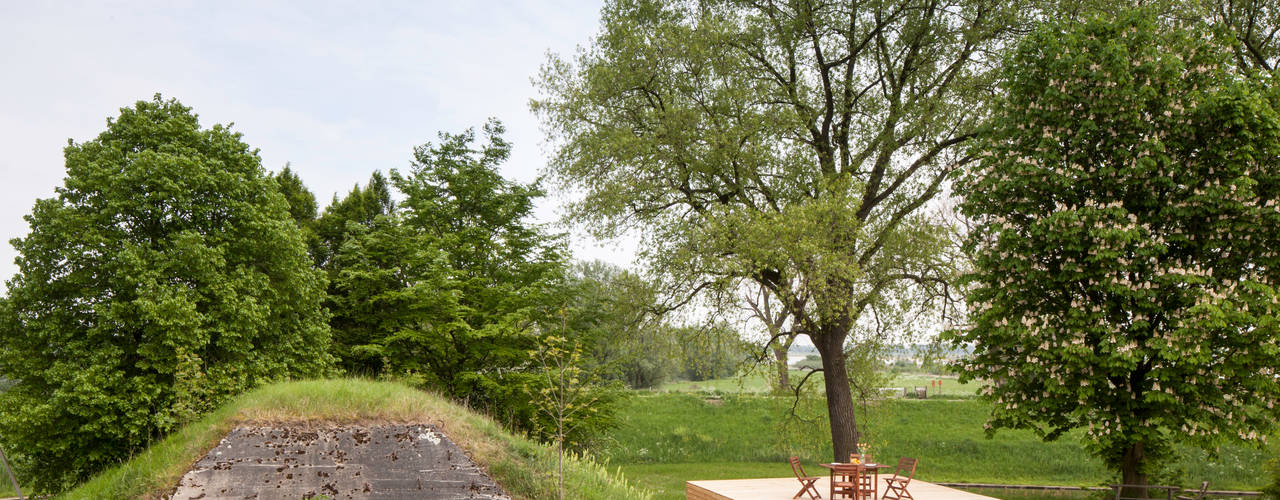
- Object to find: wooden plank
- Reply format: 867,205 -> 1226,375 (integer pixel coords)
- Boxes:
686,481 -> 734,500
686,477 -> 997,500
934,483 -> 1263,498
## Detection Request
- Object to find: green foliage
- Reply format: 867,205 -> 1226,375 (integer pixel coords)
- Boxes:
272,164 -> 318,226
326,214 -> 456,375
676,323 -> 747,382
1267,442 -> 1280,499
535,0 -> 1020,459
1194,0 -> 1279,73
557,261 -> 678,389
313,171 -> 394,269
0,96 -> 332,492
323,120 -> 582,442
529,333 -> 621,451
271,165 -> 322,270
381,120 -> 566,413
952,11 -> 1280,484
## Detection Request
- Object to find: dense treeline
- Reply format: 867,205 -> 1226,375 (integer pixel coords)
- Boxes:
0,97 -> 743,493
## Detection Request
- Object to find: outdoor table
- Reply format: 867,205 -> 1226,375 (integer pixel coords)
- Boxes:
1110,484 -> 1180,500
820,462 -> 891,499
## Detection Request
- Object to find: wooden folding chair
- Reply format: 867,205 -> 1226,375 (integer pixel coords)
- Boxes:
789,456 -> 822,499
882,457 -> 917,500
1176,481 -> 1210,500
829,463 -> 873,500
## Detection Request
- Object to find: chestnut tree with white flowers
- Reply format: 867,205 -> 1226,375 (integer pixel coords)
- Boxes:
951,11 -> 1280,491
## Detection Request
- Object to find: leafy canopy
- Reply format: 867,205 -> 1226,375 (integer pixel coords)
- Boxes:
951,11 -> 1280,484
0,96 -> 332,491
329,121 -> 568,420
535,0 -> 1018,459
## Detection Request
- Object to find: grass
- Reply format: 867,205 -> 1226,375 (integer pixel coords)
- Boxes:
599,392 -> 1272,499
60,379 -> 649,500
658,372 -> 775,392
0,456 -> 24,497
619,462 -> 798,500
656,370 -> 983,398
957,487 -> 1103,500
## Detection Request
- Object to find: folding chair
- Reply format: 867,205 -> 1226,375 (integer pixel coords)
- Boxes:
829,463 -> 873,500
789,456 -> 822,499
882,457 -> 917,500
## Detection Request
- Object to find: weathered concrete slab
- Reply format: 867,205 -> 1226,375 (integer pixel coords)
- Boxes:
171,424 -> 508,499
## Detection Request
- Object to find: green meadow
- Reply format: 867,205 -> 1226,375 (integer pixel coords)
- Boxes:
605,381 -> 1274,500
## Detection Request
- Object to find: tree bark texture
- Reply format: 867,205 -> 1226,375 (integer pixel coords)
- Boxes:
772,343 -> 791,393
816,330 -> 859,461
1120,441 -> 1148,498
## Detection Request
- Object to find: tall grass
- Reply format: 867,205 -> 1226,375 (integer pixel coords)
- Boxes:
61,379 -> 649,500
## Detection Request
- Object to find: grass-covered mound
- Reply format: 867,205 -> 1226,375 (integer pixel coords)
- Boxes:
60,379 -> 648,499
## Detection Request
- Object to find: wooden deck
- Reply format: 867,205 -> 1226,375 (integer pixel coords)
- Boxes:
686,476 -> 999,500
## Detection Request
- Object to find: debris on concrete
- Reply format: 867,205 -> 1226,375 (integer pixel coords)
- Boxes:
170,424 -> 508,499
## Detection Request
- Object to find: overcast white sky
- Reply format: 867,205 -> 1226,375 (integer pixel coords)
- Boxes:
0,0 -> 640,294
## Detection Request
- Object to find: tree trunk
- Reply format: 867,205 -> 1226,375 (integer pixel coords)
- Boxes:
1120,441 -> 1148,498
772,343 -> 791,393
815,331 -> 859,461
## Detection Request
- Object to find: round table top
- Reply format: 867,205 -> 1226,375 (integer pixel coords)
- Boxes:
819,462 -> 892,470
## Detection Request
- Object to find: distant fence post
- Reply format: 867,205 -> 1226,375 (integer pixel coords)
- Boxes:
0,443 -> 23,500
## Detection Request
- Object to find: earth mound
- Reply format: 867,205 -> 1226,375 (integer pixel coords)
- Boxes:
170,423 -> 508,499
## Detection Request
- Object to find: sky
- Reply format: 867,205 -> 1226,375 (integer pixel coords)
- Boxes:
0,0 -> 637,294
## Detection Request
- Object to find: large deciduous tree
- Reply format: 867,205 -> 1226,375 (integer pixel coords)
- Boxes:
0,96 -> 332,491
329,120 -> 567,418
535,0 -> 1016,459
952,12 -> 1280,490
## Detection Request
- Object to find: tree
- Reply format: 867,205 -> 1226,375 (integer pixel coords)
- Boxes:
317,173 -> 401,374
273,164 -> 318,227
313,171 -> 394,269
331,120 -> 567,419
0,96 -> 332,491
326,214 -> 458,375
534,0 -> 1017,459
272,164 -> 321,262
557,261 -> 679,389
1198,0 -> 1279,73
677,323 -> 748,382
529,314 -> 619,500
745,283 -> 799,393
951,12 -> 1280,491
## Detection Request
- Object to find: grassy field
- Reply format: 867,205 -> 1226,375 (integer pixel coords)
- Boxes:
658,370 -> 980,398
956,487 -> 1100,500
60,379 -> 648,500
600,392 -> 1273,499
